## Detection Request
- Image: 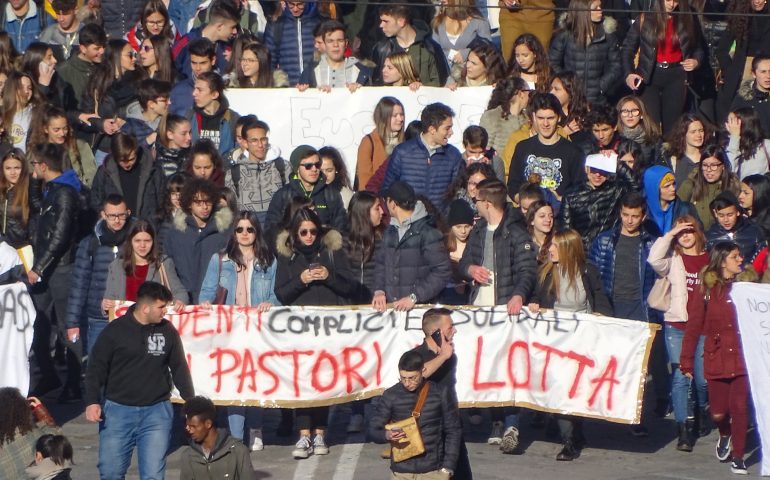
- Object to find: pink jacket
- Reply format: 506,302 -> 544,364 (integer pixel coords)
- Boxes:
647,234 -> 689,323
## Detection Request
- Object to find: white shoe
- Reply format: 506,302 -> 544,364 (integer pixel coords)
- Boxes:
292,435 -> 313,459
347,414 -> 364,433
249,428 -> 263,452
313,433 -> 329,455
488,421 -> 504,445
500,426 -> 519,454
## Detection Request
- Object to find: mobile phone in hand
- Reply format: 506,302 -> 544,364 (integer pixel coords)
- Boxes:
308,262 -> 321,270
431,329 -> 443,347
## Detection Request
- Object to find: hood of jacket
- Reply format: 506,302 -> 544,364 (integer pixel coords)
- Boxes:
186,428 -> 239,461
643,165 -> 675,234
703,265 -> 758,289
48,168 -> 82,193
391,200 -> 428,239
281,0 -> 317,20
275,228 -> 343,258
738,80 -> 770,102
25,458 -> 72,480
173,207 -> 233,233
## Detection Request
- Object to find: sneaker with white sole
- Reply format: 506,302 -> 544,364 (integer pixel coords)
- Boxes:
730,458 -> 748,475
500,426 -> 519,454
347,414 -> 364,433
313,433 -> 329,455
716,435 -> 732,462
488,421 -> 504,445
292,435 -> 313,459
249,428 -> 263,452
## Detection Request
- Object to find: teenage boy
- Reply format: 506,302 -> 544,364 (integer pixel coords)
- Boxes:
579,103 -> 623,156
705,191 -> 766,263
122,79 -> 172,146
170,38 -> 216,116
297,19 -> 372,92
264,0 -> 324,85
507,93 -> 585,200
0,0 -> 49,52
371,4 -> 448,86
57,23 -> 106,110
39,0 -> 81,61
172,1 -> 238,81
642,165 -> 700,236
380,103 -> 464,212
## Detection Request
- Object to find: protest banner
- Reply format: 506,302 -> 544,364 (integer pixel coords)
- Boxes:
730,282 -> 770,476
114,303 -> 655,424
225,86 -> 492,180
0,282 -> 36,395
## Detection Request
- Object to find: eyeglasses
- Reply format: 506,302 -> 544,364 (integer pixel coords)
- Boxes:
399,374 -> 422,384
299,228 -> 318,237
235,226 -> 256,234
192,199 -> 213,206
240,57 -> 258,64
141,44 -> 154,52
301,162 -> 322,170
145,20 -> 166,27
701,162 -> 723,170
105,213 -> 129,220
620,108 -> 641,116
247,137 -> 269,144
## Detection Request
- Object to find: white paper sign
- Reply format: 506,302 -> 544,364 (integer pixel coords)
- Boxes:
0,282 -> 36,395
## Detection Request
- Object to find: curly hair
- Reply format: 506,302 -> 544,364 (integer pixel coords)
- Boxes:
507,33 -> 551,93
0,387 -> 34,447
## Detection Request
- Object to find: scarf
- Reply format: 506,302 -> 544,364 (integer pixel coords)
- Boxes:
622,124 -> 647,144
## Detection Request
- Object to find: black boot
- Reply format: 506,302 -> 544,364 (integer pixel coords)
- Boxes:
556,441 -> 578,461
676,423 -> 693,452
698,407 -> 712,437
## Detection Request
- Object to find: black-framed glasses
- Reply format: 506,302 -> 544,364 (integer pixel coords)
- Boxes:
235,226 -> 256,234
105,213 -> 129,220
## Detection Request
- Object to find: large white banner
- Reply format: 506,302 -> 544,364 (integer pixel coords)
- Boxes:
115,303 -> 654,423
730,283 -> 770,476
0,282 -> 36,395
225,86 -> 492,179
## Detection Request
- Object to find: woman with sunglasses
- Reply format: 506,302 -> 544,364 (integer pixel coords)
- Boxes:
137,35 -> 177,83
275,207 -> 353,460
199,210 -> 278,453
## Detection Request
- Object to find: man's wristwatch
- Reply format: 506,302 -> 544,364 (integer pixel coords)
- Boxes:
409,293 -> 417,304
440,467 -> 453,476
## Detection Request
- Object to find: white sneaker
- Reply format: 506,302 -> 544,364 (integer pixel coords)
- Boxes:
292,435 -> 313,459
313,433 -> 329,455
500,426 -> 519,454
347,414 -> 364,433
249,428 -> 263,452
488,421 -> 504,445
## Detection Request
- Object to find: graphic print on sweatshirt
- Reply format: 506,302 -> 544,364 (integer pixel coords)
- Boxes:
523,154 -> 563,190
147,333 -> 166,356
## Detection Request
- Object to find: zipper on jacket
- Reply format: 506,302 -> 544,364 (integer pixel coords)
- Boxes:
297,18 -> 304,73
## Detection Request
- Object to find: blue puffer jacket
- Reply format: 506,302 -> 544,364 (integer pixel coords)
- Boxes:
380,138 -> 464,212
65,220 -> 131,328
199,253 -> 280,306
263,1 -> 322,85
588,224 -> 658,321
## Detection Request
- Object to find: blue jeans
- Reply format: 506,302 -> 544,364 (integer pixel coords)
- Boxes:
227,406 -> 263,443
87,318 -> 108,356
98,400 -> 173,480
664,324 -> 708,423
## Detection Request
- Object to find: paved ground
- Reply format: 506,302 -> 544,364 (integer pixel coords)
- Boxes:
48,397 -> 764,480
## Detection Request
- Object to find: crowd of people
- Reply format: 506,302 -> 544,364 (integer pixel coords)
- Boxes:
0,0 -> 769,477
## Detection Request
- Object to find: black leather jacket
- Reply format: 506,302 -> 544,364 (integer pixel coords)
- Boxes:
0,177 -> 42,248
32,174 -> 81,275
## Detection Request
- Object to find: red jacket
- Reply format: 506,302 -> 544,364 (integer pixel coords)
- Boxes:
680,282 -> 747,380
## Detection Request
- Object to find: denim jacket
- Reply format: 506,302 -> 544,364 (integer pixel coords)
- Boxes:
199,253 -> 280,306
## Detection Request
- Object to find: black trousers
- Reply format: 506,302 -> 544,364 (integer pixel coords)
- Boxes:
295,406 -> 329,431
640,65 -> 688,136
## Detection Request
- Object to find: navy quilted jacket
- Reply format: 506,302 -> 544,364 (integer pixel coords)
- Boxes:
588,224 -> 658,320
380,138 -> 464,212
264,1 -> 323,85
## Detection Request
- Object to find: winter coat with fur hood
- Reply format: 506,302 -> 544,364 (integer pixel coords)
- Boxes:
159,208 -> 232,303
731,80 -> 770,139
549,16 -> 622,103
274,228 -> 354,306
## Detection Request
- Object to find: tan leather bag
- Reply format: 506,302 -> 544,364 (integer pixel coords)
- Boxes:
386,383 -> 431,463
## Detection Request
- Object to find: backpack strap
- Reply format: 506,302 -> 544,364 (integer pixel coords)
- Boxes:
230,162 -> 242,197
275,157 -> 287,186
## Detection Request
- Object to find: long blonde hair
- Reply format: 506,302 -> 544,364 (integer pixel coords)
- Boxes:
538,229 -> 586,299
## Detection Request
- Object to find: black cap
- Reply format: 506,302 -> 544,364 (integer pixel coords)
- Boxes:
383,181 -> 416,208
447,199 -> 475,226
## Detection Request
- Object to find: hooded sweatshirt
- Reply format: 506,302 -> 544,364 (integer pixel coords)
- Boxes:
392,200 -> 428,241
47,169 -> 82,196
643,165 -> 676,235
180,428 -> 256,479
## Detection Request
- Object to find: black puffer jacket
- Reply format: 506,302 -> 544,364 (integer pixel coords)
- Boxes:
373,202 -> 451,303
274,229 -> 354,306
369,380 -> 461,475
264,177 -> 347,235
732,81 -> 770,136
0,177 -> 42,248
558,162 -> 639,249
549,16 -> 622,103
459,204 -> 538,304
620,11 -> 705,83
32,170 -> 82,275
530,263 -> 614,316
347,235 -> 381,304
705,216 -> 767,263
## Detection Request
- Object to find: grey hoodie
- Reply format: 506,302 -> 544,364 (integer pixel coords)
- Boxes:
392,201 -> 428,241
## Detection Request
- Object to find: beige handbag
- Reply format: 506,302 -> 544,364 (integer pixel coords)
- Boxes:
647,275 -> 671,311
386,383 -> 430,463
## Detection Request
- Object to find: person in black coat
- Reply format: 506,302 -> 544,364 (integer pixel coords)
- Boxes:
705,192 -> 767,264
620,0 -> 705,134
0,148 -> 41,248
528,228 -> 612,461
274,206 -> 353,460
346,191 -> 385,305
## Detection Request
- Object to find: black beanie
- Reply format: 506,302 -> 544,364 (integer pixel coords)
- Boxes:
447,199 -> 475,226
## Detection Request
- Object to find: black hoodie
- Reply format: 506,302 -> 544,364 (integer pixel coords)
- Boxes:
85,305 -> 194,406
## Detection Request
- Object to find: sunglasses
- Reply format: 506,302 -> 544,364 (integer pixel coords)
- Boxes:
301,162 -> 322,170
299,228 -> 318,237
141,44 -> 154,52
235,226 -> 256,234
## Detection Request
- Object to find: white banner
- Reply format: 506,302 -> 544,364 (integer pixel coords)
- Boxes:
730,283 -> 770,476
115,303 -> 654,423
0,282 -> 36,395
225,86 -> 492,180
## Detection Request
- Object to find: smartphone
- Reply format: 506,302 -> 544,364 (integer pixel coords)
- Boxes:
431,329 -> 443,347
308,262 -> 321,270
391,427 -> 403,433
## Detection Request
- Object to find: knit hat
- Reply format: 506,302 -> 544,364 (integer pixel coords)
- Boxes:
447,199 -> 475,226
659,172 -> 675,188
289,145 -> 318,172
382,181 -> 416,208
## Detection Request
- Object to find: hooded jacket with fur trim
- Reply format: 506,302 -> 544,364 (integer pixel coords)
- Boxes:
274,228 -> 354,305
732,80 -> 770,136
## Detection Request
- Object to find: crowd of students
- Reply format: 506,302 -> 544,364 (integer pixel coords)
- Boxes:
0,0 -> 769,477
